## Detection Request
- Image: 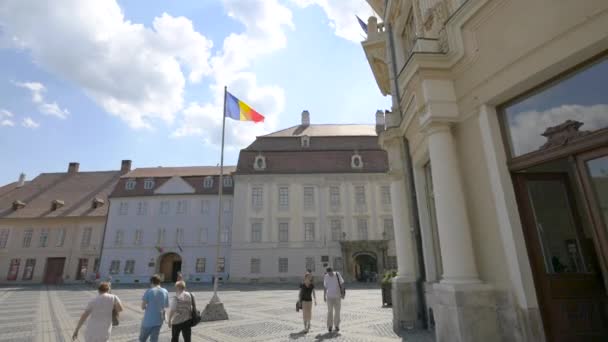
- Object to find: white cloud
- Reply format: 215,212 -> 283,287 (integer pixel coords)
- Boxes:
0,109 -> 15,126
21,117 -> 39,129
0,1 -> 213,128
14,81 -> 69,119
291,0 -> 374,42
508,104 -> 608,155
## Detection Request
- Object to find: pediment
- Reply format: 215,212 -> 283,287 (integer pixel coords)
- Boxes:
154,176 -> 195,194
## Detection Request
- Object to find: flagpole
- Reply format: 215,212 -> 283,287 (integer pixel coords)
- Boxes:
210,85 -> 227,304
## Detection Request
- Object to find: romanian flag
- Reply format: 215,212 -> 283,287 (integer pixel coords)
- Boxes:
225,91 -> 265,123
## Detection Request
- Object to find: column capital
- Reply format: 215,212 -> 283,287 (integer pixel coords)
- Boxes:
419,119 -> 453,136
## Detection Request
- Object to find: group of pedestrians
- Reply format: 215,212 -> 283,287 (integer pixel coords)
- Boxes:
72,274 -> 197,342
297,267 -> 345,334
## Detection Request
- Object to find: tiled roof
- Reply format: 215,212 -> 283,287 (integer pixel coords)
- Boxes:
0,171 -> 122,218
245,136 -> 380,152
122,166 -> 237,178
261,124 -> 377,137
0,181 -> 25,198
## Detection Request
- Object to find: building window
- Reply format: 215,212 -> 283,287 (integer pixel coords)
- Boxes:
303,186 -> 314,209
384,218 -> 394,240
250,258 -> 261,274
355,185 -> 366,208
55,228 -> 66,247
81,227 -> 92,247
93,258 -> 100,273
134,229 -> 143,245
199,227 -> 208,243
22,229 -> 33,248
137,201 -> 148,215
278,186 -> 289,210
329,186 -> 341,208
144,178 -> 155,190
357,218 -> 368,240
157,228 -> 166,245
301,135 -> 310,147
253,155 -> 266,170
160,201 -> 170,215
304,222 -> 315,241
331,219 -> 342,241
176,228 -> 184,244
118,202 -> 128,215
381,186 -> 391,206
196,258 -> 206,273
39,229 -> 49,247
109,260 -> 120,275
278,222 -> 289,242
334,257 -> 343,272
6,259 -> 20,281
305,257 -> 315,272
76,258 -> 89,280
176,200 -> 188,214
0,228 -> 9,248
223,199 -> 232,213
203,176 -> 214,188
125,179 -> 136,190
22,258 -> 35,280
386,256 -> 398,270
223,176 -> 233,187
279,258 -> 288,273
251,187 -> 263,209
251,223 -> 262,242
220,228 -> 230,243
124,260 -> 135,274
114,230 -> 124,246
216,257 -> 225,273
201,199 -> 210,214
351,154 -> 363,169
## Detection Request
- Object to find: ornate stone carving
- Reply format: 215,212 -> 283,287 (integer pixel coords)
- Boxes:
540,120 -> 590,149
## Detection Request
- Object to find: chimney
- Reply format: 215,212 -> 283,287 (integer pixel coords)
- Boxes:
375,110 -> 385,134
301,110 -> 310,127
17,173 -> 26,187
68,162 -> 80,174
121,160 -> 132,173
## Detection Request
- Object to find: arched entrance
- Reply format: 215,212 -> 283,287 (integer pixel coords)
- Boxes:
158,253 -> 181,282
354,253 -> 377,282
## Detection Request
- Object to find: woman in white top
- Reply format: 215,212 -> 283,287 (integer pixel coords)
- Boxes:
168,280 -> 193,342
72,282 -> 123,342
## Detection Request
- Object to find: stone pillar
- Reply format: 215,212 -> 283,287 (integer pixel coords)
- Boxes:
381,134 -> 422,332
426,123 -> 479,284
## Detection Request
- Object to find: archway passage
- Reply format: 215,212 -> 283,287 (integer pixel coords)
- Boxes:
159,253 -> 182,282
354,254 -> 377,282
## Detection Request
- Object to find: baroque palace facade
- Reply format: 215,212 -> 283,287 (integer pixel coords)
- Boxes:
362,0 -> 608,341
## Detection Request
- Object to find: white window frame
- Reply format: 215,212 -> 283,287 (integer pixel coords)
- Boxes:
160,201 -> 170,215
143,178 -> 155,190
118,202 -> 129,215
381,185 -> 391,206
124,260 -> 135,274
81,227 -> 92,247
303,186 -> 314,209
196,258 -> 206,273
329,186 -> 341,208
278,186 -> 289,210
220,227 -> 230,243
278,222 -> 289,242
304,222 -> 315,241
109,260 -> 120,274
39,228 -> 49,247
22,229 -> 33,248
176,200 -> 188,214
0,228 -> 9,248
216,257 -> 225,273
223,176 -> 233,187
125,179 -> 136,190
176,228 -> 184,244
157,228 -> 166,245
305,257 -> 315,272
251,222 -> 262,242
279,258 -> 288,273
251,187 -> 263,209
331,219 -> 342,241
250,258 -> 261,274
355,185 -> 366,208
137,201 -> 148,215
114,230 -> 124,246
203,176 -> 214,188
56,228 -> 66,247
134,229 -> 143,245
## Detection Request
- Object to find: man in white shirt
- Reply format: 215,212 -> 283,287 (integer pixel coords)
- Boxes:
323,267 -> 344,332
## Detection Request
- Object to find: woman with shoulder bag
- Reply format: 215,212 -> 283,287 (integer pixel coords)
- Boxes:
168,280 -> 193,342
72,282 -> 123,342
299,272 -> 317,332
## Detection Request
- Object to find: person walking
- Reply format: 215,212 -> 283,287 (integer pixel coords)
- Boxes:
167,280 -> 193,342
299,272 -> 317,332
72,282 -> 123,342
323,267 -> 344,333
139,275 -> 169,342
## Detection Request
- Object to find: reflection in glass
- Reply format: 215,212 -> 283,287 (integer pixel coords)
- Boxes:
586,155 -> 608,231
527,180 -> 586,273
504,57 -> 608,156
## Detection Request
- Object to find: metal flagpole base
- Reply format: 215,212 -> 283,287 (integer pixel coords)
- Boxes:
201,297 -> 229,322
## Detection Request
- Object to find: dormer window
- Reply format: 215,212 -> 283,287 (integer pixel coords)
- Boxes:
203,176 -> 214,188
143,178 -> 155,190
223,176 -> 233,187
301,136 -> 310,148
12,200 -> 26,211
92,198 -> 105,209
51,199 -> 65,211
125,179 -> 136,190
254,155 -> 266,171
351,153 -> 364,169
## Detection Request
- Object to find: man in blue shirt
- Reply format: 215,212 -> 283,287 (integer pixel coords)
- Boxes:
139,275 -> 169,342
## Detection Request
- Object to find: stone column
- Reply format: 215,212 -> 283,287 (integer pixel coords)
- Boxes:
426,123 -> 479,284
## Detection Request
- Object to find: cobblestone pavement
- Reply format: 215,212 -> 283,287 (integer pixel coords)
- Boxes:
0,284 -> 414,342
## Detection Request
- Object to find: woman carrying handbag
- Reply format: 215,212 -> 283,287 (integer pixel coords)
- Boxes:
298,272 -> 317,333
72,282 -> 123,342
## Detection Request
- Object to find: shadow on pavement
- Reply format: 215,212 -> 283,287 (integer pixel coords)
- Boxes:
314,332 -> 341,340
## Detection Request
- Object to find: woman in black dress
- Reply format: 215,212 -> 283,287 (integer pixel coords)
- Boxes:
299,273 -> 317,332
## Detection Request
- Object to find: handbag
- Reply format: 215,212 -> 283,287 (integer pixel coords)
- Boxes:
337,272 -> 346,299
189,292 -> 201,327
296,286 -> 303,312
112,295 -> 119,326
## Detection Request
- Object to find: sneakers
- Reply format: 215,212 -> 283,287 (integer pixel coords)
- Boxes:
335,327 -> 340,332
328,327 -> 333,332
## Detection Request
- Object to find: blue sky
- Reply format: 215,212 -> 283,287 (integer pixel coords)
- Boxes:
0,0 -> 389,185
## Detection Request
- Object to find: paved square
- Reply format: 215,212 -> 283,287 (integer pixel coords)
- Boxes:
0,284 -> 405,341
